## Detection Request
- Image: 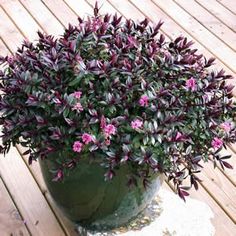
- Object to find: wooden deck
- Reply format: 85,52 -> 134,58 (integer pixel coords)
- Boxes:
0,0 -> 236,235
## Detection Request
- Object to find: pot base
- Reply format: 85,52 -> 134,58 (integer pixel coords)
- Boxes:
39,154 -> 163,231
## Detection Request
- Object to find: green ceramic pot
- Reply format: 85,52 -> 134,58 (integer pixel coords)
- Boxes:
39,153 -> 163,231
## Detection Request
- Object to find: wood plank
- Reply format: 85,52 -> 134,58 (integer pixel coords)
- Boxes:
0,0 -> 43,40
196,0 -> 236,32
0,147 -> 65,236
108,0 -> 146,19
0,38 -> 9,56
64,0 -> 93,17
0,177 -> 30,236
41,0 -> 79,27
219,147 -> 236,186
16,146 -> 78,236
228,143 -> 236,155
175,0 -> 236,51
109,0 -> 236,95
86,0 -> 121,15
127,0 -> 191,38
111,0 -> 220,58
151,0 -> 236,73
217,0 -> 236,15
0,7 -> 25,52
19,0 -> 64,35
199,162 -> 236,223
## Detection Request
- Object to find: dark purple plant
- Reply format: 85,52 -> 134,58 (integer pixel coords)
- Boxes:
0,4 -> 235,199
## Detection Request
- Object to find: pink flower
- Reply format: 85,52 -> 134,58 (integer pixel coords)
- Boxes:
73,91 -> 82,99
220,122 -> 232,133
82,133 -> 94,144
73,141 -> 83,153
104,124 -> 117,137
139,95 -> 149,107
72,102 -> 83,112
131,119 -> 143,129
185,77 -> 197,91
211,137 -> 223,150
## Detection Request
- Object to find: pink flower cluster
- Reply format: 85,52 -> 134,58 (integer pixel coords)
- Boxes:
211,137 -> 223,150
185,77 -> 197,91
73,91 -> 82,99
104,124 -> 117,138
139,95 -> 149,107
131,119 -> 143,129
73,133 -> 94,153
99,116 -> 117,146
72,102 -> 83,112
82,133 -> 94,144
220,122 -> 232,133
72,91 -> 83,113
73,141 -> 83,153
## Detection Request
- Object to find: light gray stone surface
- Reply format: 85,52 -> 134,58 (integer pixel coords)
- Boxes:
77,188 -> 215,236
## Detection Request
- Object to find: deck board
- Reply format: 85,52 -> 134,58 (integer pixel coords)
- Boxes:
196,0 -> 236,32
64,0 -> 94,17
217,0 -> 236,15
175,0 -> 236,51
1,0 -> 43,40
220,147 -> 236,186
0,178 -> 30,236
19,0 -> 64,35
0,7 -> 25,52
151,0 -> 236,72
41,0 -> 79,27
0,38 -> 9,56
200,163 -> 236,223
0,0 -> 236,235
0,148 -> 65,236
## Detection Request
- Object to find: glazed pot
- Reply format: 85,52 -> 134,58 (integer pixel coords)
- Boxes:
39,153 -> 163,231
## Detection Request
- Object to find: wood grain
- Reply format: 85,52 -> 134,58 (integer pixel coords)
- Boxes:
0,177 -> 30,236
19,0 -> 64,35
1,0 -> 43,40
175,0 -> 236,51
217,0 -> 236,15
64,0 -> 93,17
200,162 -> 236,223
0,38 -> 9,56
219,147 -> 236,186
0,147 -> 65,236
41,0 -> 79,27
0,7 -> 25,52
196,0 -> 236,32
151,0 -> 236,73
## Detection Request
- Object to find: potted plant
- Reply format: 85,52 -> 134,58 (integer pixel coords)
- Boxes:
0,3 -> 235,232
